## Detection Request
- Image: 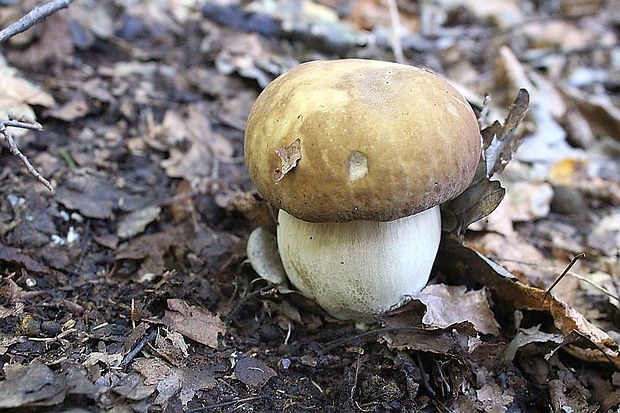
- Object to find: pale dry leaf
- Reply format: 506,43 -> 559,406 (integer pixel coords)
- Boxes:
500,324 -> 564,363
117,205 -> 162,240
154,373 -> 182,407
178,366 -> 218,406
111,373 -> 156,401
0,66 -> 55,136
160,103 -> 234,180
561,83 -> 620,140
46,97 -> 89,121
500,181 -> 554,222
162,299 -> 225,349
133,357 -> 173,386
275,139 -> 301,183
414,284 -> 500,336
482,88 -> 530,177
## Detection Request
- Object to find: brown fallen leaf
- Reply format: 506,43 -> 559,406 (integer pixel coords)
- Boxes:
234,357 -> 277,388
55,170 -> 121,220
275,138 -> 301,183
162,299 -> 225,349
437,238 -> 620,368
413,284 -> 500,336
482,88 -> 531,177
443,89 -> 529,234
115,231 -> 176,277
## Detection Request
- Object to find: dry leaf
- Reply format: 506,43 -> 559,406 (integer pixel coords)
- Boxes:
162,299 -> 225,349
437,238 -> 620,368
414,284 -> 500,336
275,139 -> 301,183
234,357 -> 276,388
482,88 -> 530,177
117,206 -> 162,240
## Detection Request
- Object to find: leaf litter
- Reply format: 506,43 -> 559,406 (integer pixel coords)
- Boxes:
0,0 -> 620,411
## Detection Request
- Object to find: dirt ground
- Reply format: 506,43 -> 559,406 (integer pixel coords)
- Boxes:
1,0 -> 620,412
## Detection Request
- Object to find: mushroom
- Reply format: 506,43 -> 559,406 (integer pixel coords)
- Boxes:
244,59 -> 481,320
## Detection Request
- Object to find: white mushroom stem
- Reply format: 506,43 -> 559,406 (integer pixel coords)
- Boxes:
277,206 -> 441,320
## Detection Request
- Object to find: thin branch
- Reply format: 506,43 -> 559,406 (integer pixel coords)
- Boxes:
546,253 -> 586,294
0,0 -> 74,43
0,0 -> 74,191
384,0 -> 405,64
1,121 -> 54,191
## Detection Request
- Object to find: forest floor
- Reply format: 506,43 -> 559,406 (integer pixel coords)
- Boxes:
1,0 -> 620,412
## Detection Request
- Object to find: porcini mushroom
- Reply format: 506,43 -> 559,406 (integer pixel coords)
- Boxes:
244,59 -> 481,320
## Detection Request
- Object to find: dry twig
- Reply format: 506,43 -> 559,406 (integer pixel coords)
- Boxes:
0,119 -> 53,191
0,0 -> 74,42
0,0 -> 75,191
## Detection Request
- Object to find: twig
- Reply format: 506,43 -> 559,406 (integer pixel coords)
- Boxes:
0,0 -> 74,191
384,0 -> 405,64
120,328 -> 157,368
1,120 -> 54,191
546,252 -> 586,294
187,395 -> 269,412
0,0 -> 74,43
568,271 -> 620,302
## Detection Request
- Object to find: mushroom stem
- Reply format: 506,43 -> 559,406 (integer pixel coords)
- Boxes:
277,206 -> 441,319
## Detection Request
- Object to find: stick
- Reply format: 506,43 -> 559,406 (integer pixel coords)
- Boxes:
1,120 -> 53,191
546,253 -> 586,294
0,0 -> 74,43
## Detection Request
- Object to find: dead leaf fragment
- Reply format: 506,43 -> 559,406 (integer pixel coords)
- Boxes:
234,357 -> 276,388
275,139 -> 301,183
133,357 -> 173,386
414,284 -> 500,336
111,372 -> 156,401
117,205 -> 162,239
162,299 -> 225,349
482,88 -> 530,177
437,238 -> 620,368
0,362 -> 96,408
55,170 -> 121,219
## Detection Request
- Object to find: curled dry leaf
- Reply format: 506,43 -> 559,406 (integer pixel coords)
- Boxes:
443,89 -> 529,234
414,284 -> 500,336
482,89 -> 531,177
275,138 -> 301,183
162,299 -> 225,350
437,238 -> 620,368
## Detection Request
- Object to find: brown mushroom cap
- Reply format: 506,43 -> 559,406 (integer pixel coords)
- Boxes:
244,59 -> 481,223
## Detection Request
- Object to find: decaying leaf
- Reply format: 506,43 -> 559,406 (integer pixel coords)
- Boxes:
234,357 -> 277,388
482,89 -> 530,177
0,66 -> 55,136
443,89 -> 529,234
162,299 -> 226,349
437,238 -> 620,368
55,170 -> 121,220
443,164 -> 506,233
275,138 -> 301,183
0,362 -> 97,408
414,284 -> 500,336
116,205 -> 162,240
500,323 -> 564,363
111,373 -> 156,401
